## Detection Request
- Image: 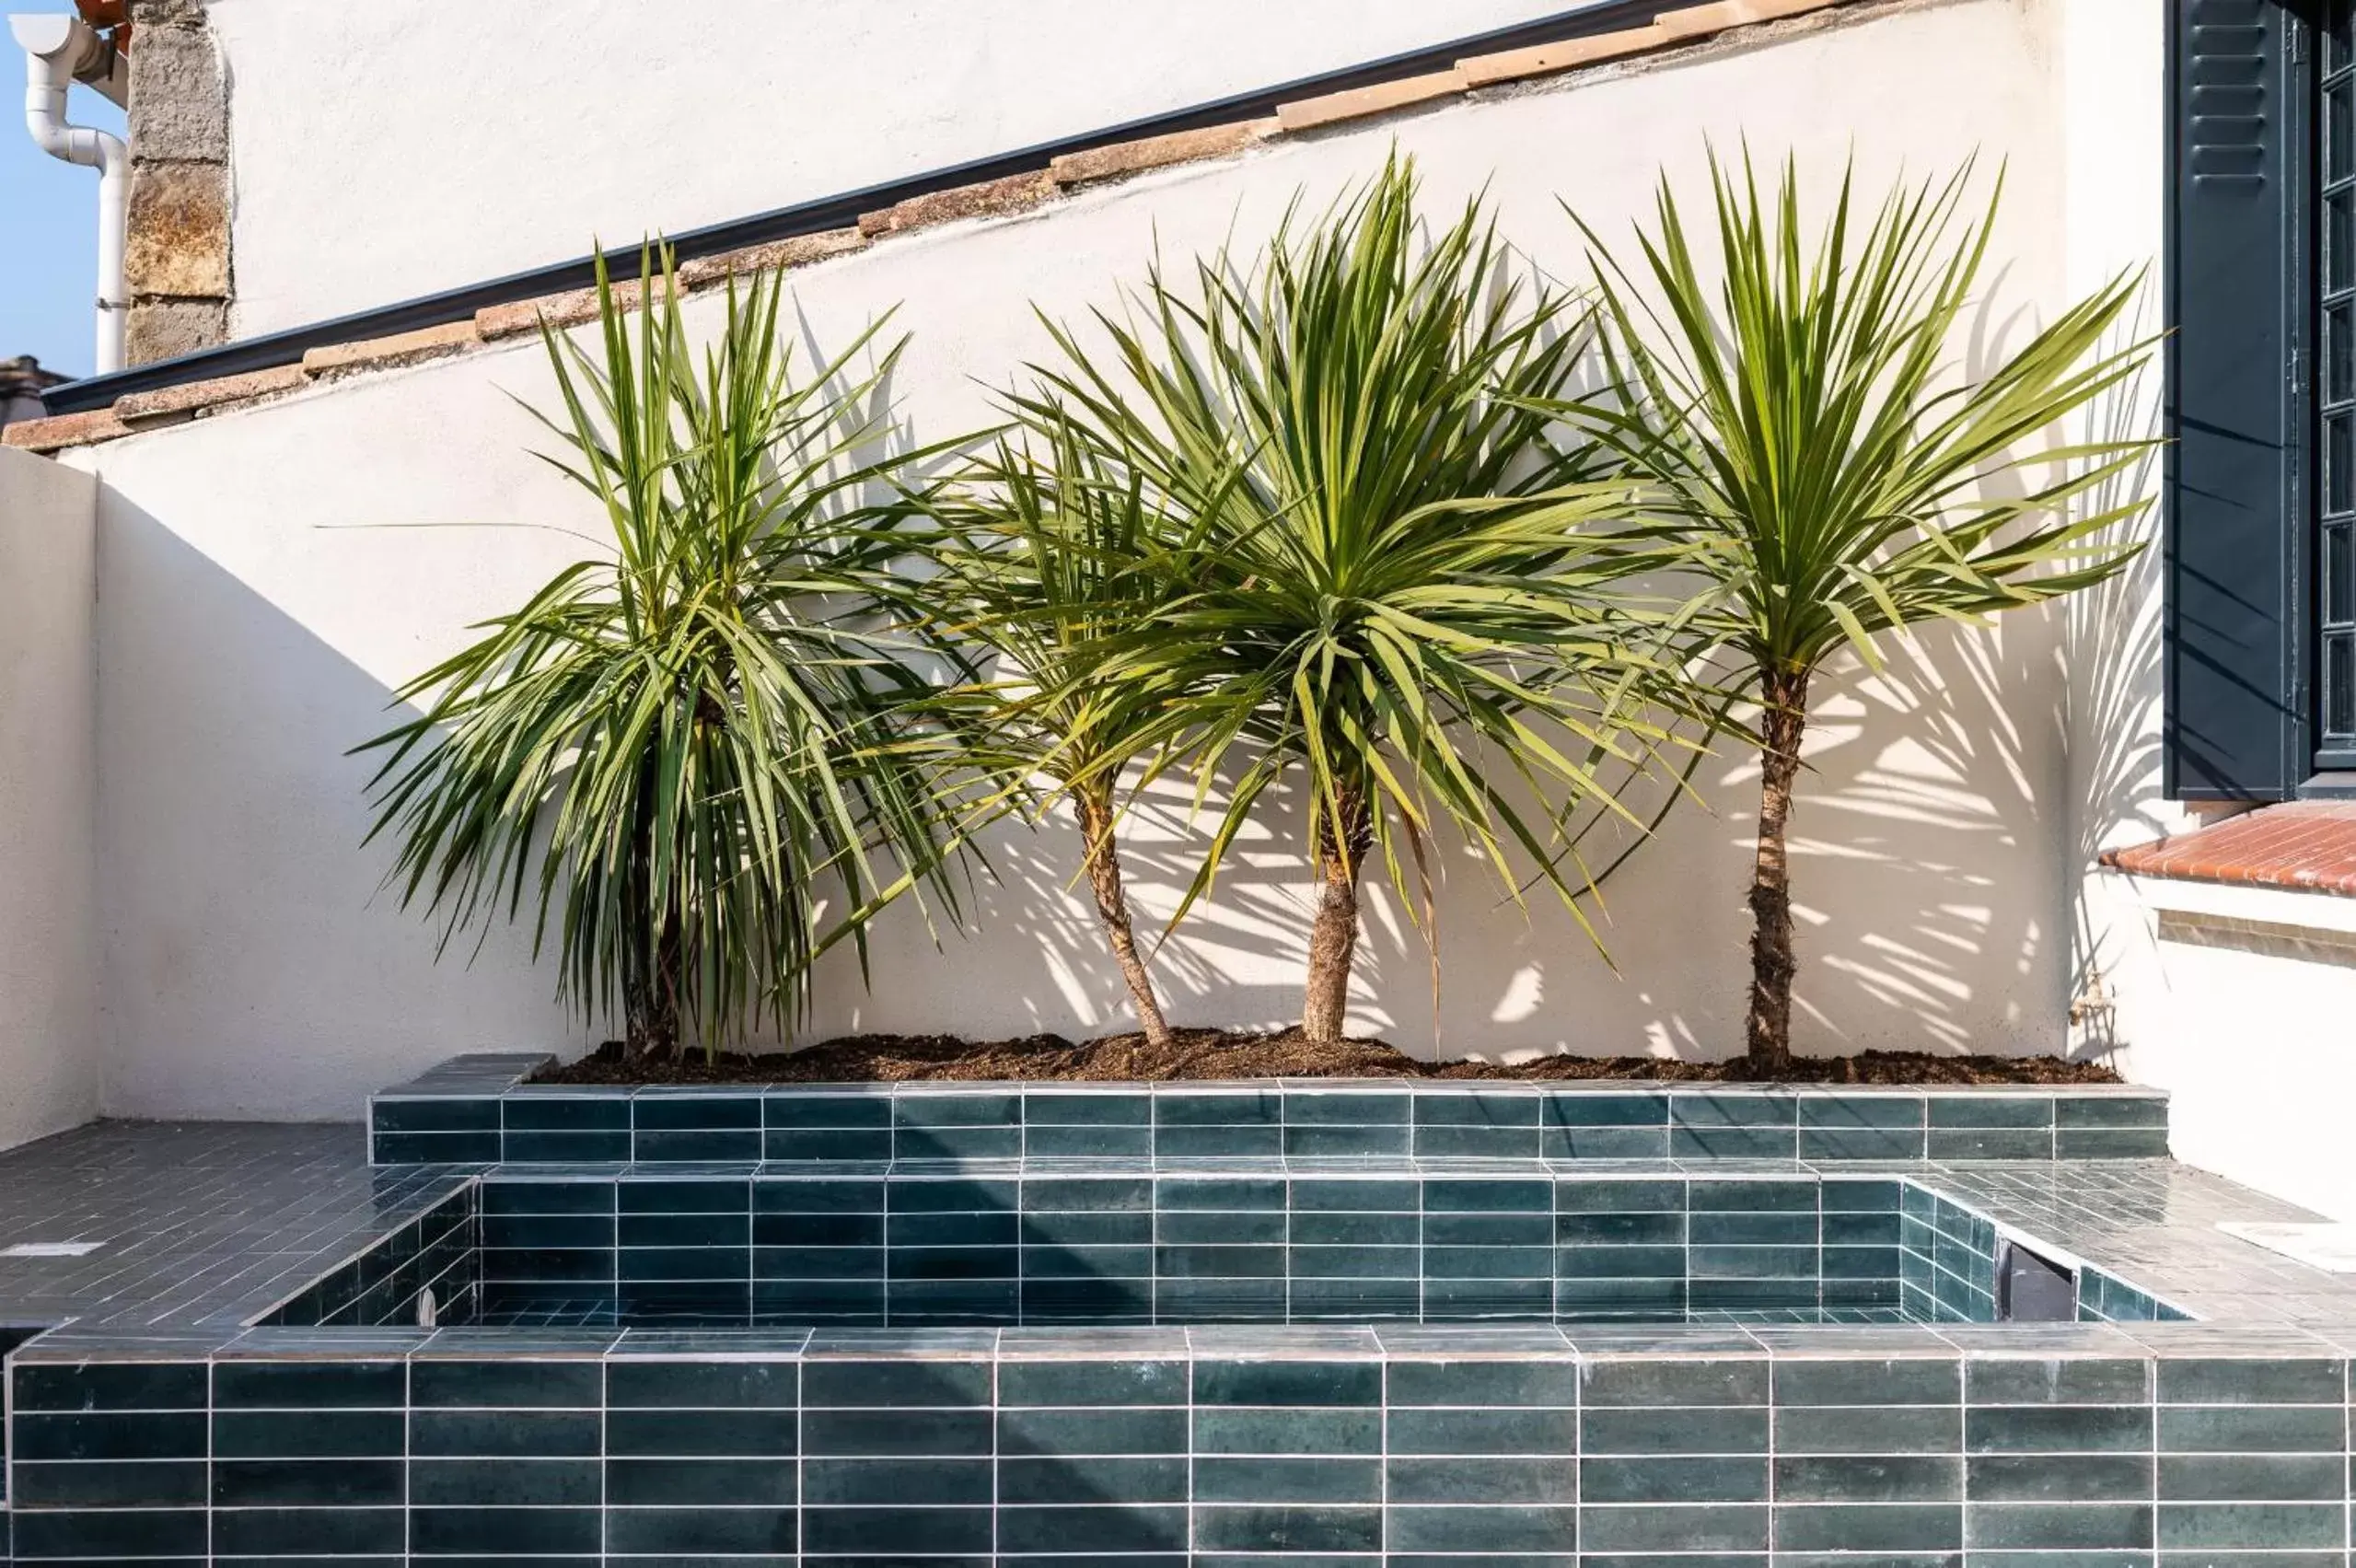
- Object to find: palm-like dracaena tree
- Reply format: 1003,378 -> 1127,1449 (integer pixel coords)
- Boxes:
920,409 -> 1192,1047
1555,154 -> 2154,1072
356,249 -> 969,1059
1027,158 -> 1706,1045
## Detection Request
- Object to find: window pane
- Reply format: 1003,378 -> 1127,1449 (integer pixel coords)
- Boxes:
2330,415 -> 2353,517
2331,526 -> 2353,626
2332,191 -> 2355,296
2330,636 -> 2354,738
2332,81 -> 2353,180
2331,304 -> 2353,406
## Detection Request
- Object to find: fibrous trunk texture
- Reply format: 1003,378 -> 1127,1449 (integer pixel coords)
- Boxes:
623,917 -> 681,1061
1744,666 -> 1811,1074
622,749 -> 683,1060
1074,789 -> 1173,1049
1301,784 -> 1373,1045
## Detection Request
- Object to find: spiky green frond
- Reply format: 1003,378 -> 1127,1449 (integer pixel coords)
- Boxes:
1555,150 -> 2154,685
355,248 -> 969,1051
1003,157 -> 1714,943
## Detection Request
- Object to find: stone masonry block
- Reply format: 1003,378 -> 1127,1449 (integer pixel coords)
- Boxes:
125,297 -> 226,366
128,0 -> 212,27
127,20 -> 226,161
124,160 -> 230,298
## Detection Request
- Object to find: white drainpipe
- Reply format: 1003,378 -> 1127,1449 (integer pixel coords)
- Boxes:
12,14 -> 130,374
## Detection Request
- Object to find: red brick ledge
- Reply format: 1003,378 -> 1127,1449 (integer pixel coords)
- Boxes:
3,0 -> 1874,458
2101,801 -> 2356,899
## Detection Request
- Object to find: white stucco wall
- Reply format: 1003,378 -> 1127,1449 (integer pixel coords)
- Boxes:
64,0 -> 2114,1121
2092,873 -> 2356,1223
0,448 -> 99,1150
210,0 -> 1576,337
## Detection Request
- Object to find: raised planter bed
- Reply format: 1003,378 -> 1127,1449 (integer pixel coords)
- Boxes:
370,1053 -> 2170,1167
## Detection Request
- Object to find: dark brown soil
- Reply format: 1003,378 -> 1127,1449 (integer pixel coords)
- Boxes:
533,1028 -> 2119,1086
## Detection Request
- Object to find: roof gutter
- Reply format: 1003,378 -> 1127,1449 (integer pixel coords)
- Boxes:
41,0 -> 1658,413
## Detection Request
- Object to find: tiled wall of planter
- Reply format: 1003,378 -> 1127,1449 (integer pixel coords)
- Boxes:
368,1057 -> 2173,1166
5,1323 -> 2349,1567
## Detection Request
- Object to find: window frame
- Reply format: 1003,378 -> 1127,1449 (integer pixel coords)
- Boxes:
2306,4 -> 2356,771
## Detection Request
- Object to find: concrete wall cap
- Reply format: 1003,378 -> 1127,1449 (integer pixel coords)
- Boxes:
475,229 -> 875,343
1049,119 -> 1281,188
475,281 -> 649,342
114,365 -> 311,426
859,170 -> 1060,239
1276,68 -> 1468,134
673,227 -> 870,287
1459,24 -> 1678,87
1655,0 -> 1842,41
300,320 -> 482,377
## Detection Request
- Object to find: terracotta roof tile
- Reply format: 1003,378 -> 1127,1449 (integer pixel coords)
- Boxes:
858,171 -> 1057,239
114,364 -> 309,425
3,407 -> 131,452
1277,68 -> 1469,133
2102,801 -> 2356,898
1460,25 -> 1677,87
1049,120 -> 1280,189
301,320 -> 480,377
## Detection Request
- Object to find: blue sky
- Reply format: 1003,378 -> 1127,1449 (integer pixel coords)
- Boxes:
0,0 -> 127,381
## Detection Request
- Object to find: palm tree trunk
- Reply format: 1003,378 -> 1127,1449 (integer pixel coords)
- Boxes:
622,750 -> 682,1060
1744,666 -> 1811,1074
622,923 -> 681,1060
1301,784 -> 1373,1045
1073,788 -> 1173,1049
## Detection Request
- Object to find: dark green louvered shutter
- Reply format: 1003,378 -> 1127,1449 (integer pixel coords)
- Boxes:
2166,0 -> 2306,799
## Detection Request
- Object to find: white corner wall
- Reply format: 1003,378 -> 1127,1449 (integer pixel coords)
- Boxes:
0,447 -> 100,1150
212,0 -> 1574,336
67,0 -> 2112,1121
2092,873 -> 2356,1224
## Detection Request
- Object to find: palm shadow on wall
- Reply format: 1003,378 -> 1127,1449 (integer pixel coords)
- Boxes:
1769,287 -> 2163,1062
94,494 -> 600,1112
1538,279 -> 2166,1064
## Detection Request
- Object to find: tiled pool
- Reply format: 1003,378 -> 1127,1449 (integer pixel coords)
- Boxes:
261,1167 -> 2189,1331
2,1057 -> 2353,1567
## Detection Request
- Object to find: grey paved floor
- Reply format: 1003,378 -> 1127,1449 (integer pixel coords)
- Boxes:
1929,1158 -> 2356,1321
0,1121 -> 465,1332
